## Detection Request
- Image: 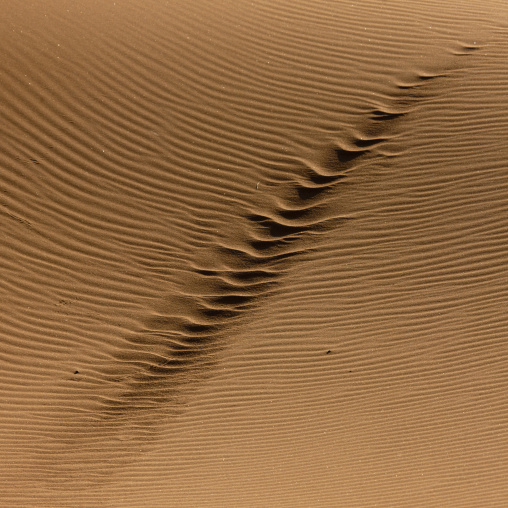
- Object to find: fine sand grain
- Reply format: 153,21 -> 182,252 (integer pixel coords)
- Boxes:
1,0 -> 508,506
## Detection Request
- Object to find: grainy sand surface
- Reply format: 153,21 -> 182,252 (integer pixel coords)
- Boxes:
1,0 -> 508,506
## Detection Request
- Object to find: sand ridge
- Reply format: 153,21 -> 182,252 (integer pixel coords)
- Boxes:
1,0 -> 508,506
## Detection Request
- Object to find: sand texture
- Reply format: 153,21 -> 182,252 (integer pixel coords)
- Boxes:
1,0 -> 508,506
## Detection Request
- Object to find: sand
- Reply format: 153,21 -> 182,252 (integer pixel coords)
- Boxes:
1,0 -> 508,506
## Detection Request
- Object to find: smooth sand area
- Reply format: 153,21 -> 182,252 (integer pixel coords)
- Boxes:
1,0 -> 508,506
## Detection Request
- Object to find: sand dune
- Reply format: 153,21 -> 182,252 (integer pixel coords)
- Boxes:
1,0 -> 508,506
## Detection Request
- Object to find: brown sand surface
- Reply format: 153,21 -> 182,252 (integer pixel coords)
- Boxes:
1,0 -> 508,506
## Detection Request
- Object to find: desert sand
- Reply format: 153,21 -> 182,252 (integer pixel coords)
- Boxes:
1,0 -> 508,506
